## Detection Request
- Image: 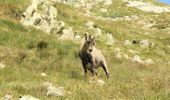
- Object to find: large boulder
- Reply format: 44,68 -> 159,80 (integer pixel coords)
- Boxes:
21,0 -> 64,34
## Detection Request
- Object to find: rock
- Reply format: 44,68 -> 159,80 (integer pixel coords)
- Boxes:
145,59 -> 155,65
74,34 -> 81,42
124,40 -> 132,46
48,6 -> 57,20
21,0 -> 64,34
137,20 -> 155,29
43,82 -> 66,96
93,28 -> 102,37
97,79 -> 105,86
132,55 -> 144,64
140,39 -> 152,48
19,95 -> 39,100
85,21 -> 103,37
0,63 -> 5,69
132,55 -> 155,65
128,49 -> 139,54
1,94 -> 12,100
56,0 -> 112,10
144,32 -> 150,35
115,52 -> 122,59
103,0 -> 112,5
99,8 -> 108,13
123,54 -> 130,59
60,27 -> 74,40
85,21 -> 94,29
50,21 -> 65,34
41,73 -> 47,77
127,1 -> 170,13
105,33 -> 114,46
89,79 -> 105,86
168,61 -> 170,65
122,0 -> 128,3
114,48 -> 121,53
122,16 -> 138,21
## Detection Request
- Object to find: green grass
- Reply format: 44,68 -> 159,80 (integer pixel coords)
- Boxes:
0,0 -> 170,100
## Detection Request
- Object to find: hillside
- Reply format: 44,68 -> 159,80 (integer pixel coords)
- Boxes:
0,0 -> 170,99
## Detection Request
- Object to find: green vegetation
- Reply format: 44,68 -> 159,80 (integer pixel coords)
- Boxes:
0,0 -> 170,100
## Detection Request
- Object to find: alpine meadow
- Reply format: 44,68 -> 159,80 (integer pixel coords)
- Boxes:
0,0 -> 170,100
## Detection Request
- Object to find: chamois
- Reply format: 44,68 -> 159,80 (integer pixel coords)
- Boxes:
79,33 -> 110,78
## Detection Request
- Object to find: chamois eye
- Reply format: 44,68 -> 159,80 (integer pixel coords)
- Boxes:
93,43 -> 95,45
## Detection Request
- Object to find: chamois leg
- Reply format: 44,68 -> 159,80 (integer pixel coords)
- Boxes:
91,61 -> 98,76
101,62 -> 110,78
89,68 -> 97,76
82,62 -> 87,76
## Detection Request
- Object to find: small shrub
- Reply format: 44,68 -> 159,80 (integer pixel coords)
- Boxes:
37,40 -> 48,50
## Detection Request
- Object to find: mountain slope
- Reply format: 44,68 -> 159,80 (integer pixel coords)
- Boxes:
0,0 -> 170,99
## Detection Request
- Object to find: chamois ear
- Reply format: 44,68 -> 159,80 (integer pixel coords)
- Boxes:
93,37 -> 96,40
92,37 -> 96,45
89,34 -> 94,39
89,34 -> 92,39
84,33 -> 87,40
93,37 -> 96,41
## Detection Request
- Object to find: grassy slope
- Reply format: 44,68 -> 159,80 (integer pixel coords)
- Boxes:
0,0 -> 170,100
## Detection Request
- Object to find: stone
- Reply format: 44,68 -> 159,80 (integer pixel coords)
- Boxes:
41,73 -> 47,77
114,48 -> 121,53
56,0 -> 112,10
115,52 -> 122,59
128,49 -> 139,54
122,0 -> 128,3
85,21 -> 94,29
50,21 -> 65,34
132,55 -> 144,64
89,79 -> 105,86
127,1 -> 170,13
99,8 -> 108,13
1,94 -> 12,100
19,95 -> 39,100
123,54 -> 130,59
140,39 -> 152,48
0,63 -> 5,69
145,59 -> 155,65
60,27 -> 74,40
21,0 -> 64,34
43,82 -> 66,96
74,34 -> 81,41
93,28 -> 102,37
105,33 -> 114,46
97,79 -> 105,86
103,0 -> 112,5
124,40 -> 132,46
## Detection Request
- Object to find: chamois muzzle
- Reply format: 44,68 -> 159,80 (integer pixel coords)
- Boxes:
89,49 -> 93,52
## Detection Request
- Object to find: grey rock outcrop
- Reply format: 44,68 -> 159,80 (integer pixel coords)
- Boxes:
21,0 -> 64,34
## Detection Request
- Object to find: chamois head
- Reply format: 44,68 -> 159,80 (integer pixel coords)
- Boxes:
84,33 -> 96,53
